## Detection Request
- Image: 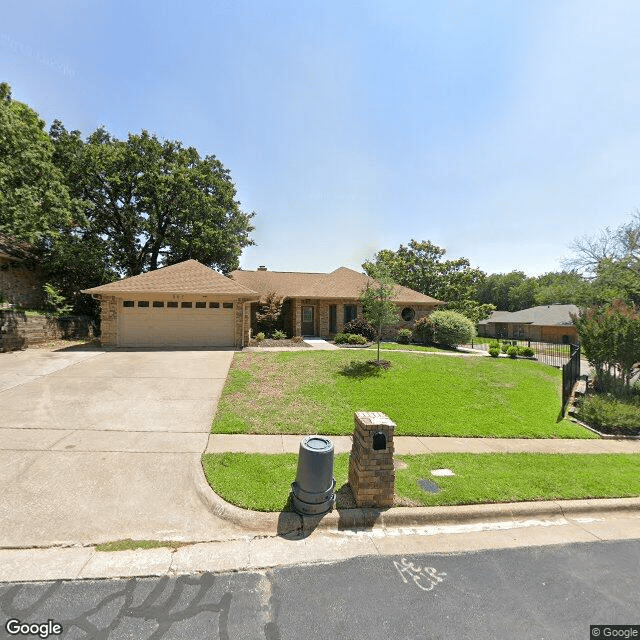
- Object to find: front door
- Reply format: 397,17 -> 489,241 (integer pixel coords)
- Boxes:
301,305 -> 315,335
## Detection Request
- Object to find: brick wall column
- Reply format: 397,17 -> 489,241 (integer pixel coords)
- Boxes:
348,411 -> 396,508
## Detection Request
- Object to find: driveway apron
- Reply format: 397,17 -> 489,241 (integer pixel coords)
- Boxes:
0,348 -> 244,548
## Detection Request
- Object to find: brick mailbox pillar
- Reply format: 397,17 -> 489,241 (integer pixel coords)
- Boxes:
348,411 -> 396,508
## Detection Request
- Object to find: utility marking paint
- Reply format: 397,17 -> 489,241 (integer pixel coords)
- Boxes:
393,557 -> 446,591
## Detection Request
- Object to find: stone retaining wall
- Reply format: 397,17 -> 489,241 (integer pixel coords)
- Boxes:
0,311 -> 95,351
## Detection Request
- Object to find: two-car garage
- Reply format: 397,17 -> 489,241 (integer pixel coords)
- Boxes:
82,260 -> 259,349
118,298 -> 236,347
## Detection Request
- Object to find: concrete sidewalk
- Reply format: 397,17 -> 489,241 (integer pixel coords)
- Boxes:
206,434 -> 640,454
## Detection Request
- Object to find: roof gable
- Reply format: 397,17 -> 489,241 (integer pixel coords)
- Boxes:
82,260 -> 258,296
229,266 -> 442,304
479,304 -> 580,326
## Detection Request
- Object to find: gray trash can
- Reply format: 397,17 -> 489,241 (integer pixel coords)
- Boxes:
291,436 -> 335,515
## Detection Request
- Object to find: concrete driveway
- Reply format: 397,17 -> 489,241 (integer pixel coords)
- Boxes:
0,347 -> 245,548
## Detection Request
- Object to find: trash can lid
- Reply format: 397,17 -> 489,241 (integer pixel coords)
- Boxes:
302,436 -> 332,451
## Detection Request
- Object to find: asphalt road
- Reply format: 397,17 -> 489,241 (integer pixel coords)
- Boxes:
1,539 -> 638,640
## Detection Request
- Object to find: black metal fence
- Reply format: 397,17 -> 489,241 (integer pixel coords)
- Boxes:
562,343 -> 582,413
464,338 -> 576,368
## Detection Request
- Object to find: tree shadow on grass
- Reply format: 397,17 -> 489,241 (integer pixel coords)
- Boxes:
339,360 -> 388,379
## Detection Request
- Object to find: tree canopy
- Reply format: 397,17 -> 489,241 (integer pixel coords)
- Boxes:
0,83 -> 71,242
49,122 -> 255,277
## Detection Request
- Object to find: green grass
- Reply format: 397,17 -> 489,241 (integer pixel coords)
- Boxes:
212,350 -> 594,438
367,342 -> 449,352
95,539 -> 187,552
202,452 -> 640,511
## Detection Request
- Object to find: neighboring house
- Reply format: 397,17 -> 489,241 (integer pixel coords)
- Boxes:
0,232 -> 45,309
478,304 -> 580,343
82,260 -> 259,348
229,265 -> 443,339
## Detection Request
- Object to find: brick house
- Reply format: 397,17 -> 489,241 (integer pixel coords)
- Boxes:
83,260 -> 443,348
229,266 -> 443,339
0,232 -> 45,309
477,304 -> 580,343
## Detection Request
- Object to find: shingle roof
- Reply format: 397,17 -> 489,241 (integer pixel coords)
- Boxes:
0,232 -> 35,261
82,260 -> 258,296
478,304 -> 580,327
229,267 -> 443,304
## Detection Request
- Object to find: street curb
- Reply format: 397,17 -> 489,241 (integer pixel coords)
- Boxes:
194,460 -> 640,536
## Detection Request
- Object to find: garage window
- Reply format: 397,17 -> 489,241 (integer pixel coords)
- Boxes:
196,301 -> 206,309
167,301 -> 178,308
223,302 -> 234,309
181,301 -> 192,308
123,300 -> 134,308
209,302 -> 220,308
153,301 -> 164,308
138,301 -> 149,308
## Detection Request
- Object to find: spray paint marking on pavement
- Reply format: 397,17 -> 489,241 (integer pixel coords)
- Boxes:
393,558 -> 447,592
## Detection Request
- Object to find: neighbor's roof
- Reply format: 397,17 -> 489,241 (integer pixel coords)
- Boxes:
0,232 -> 35,262
478,304 -> 580,327
82,260 -> 258,296
229,267 -> 443,304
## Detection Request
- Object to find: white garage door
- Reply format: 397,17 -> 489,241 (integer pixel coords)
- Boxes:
118,301 -> 235,347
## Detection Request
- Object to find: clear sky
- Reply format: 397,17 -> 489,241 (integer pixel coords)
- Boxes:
3,1 -> 640,276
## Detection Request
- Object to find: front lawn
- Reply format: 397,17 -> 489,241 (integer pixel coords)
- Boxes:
212,350 -> 593,438
202,452 -> 640,511
368,342 -> 450,352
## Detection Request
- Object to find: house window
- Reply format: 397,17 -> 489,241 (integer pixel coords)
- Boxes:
329,305 -> 337,333
401,307 -> 415,322
223,302 -> 233,309
196,301 -> 206,309
167,301 -> 178,308
152,301 -> 164,308
123,301 -> 134,308
181,301 -> 192,308
138,301 -> 149,307
344,305 -> 357,324
209,302 -> 220,308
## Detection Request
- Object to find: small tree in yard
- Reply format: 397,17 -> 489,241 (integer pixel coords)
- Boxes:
359,266 -> 400,364
255,291 -> 283,336
43,282 -> 72,316
572,300 -> 640,394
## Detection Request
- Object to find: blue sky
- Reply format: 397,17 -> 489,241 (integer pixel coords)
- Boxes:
3,1 -> 640,276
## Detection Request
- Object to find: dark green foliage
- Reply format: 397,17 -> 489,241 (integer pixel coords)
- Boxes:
518,346 -> 535,357
413,315 -> 435,344
343,317 -> 376,341
430,310 -> 476,346
397,328 -> 413,344
576,394 -> 640,432
0,84 -> 72,243
488,347 -> 500,357
271,330 -> 286,340
507,346 -> 518,358
572,300 -> 640,392
333,333 -> 349,344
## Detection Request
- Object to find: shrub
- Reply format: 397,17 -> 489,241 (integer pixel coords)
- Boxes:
271,330 -> 286,340
507,346 -> 518,358
501,342 -> 510,353
343,318 -> 376,341
429,310 -> 476,347
334,333 -> 349,344
489,341 -> 500,350
255,332 -> 265,342
348,333 -> 368,345
518,346 -> 535,357
488,347 -> 500,357
576,394 -> 640,430
413,316 -> 435,344
397,328 -> 412,344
